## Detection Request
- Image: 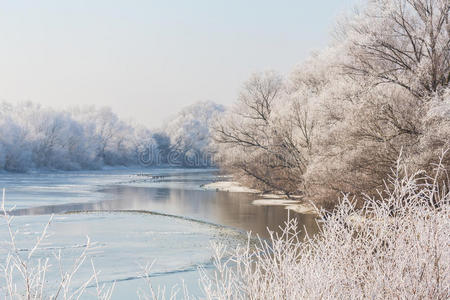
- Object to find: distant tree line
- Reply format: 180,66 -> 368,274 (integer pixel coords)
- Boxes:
0,101 -> 223,171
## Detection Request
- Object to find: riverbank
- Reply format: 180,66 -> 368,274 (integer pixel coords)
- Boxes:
202,180 -> 319,215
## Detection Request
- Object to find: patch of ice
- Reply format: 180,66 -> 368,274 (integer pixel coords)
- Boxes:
202,181 -> 259,193
252,199 -> 301,206
285,203 -> 318,215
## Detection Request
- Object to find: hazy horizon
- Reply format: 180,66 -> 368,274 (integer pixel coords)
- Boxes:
0,0 -> 358,128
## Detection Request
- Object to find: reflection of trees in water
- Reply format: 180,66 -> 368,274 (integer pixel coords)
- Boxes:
10,185 -> 319,239
100,186 -> 319,239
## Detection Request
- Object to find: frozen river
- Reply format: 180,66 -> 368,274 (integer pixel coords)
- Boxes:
0,168 -> 318,298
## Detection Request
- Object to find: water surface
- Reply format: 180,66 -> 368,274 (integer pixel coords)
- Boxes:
0,168 -> 318,298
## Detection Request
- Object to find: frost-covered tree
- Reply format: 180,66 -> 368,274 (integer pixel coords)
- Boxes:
0,103 -> 33,171
309,0 -> 450,203
213,71 -> 316,195
342,0 -> 449,97
213,0 -> 449,204
163,101 -> 224,167
0,100 -> 226,171
0,102 -> 148,171
71,106 -> 136,166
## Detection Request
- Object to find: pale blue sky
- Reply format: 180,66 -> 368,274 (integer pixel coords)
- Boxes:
0,0 -> 358,127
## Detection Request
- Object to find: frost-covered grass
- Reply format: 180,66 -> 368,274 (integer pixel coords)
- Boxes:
199,161 -> 450,299
1,160 -> 449,299
0,189 -> 115,299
